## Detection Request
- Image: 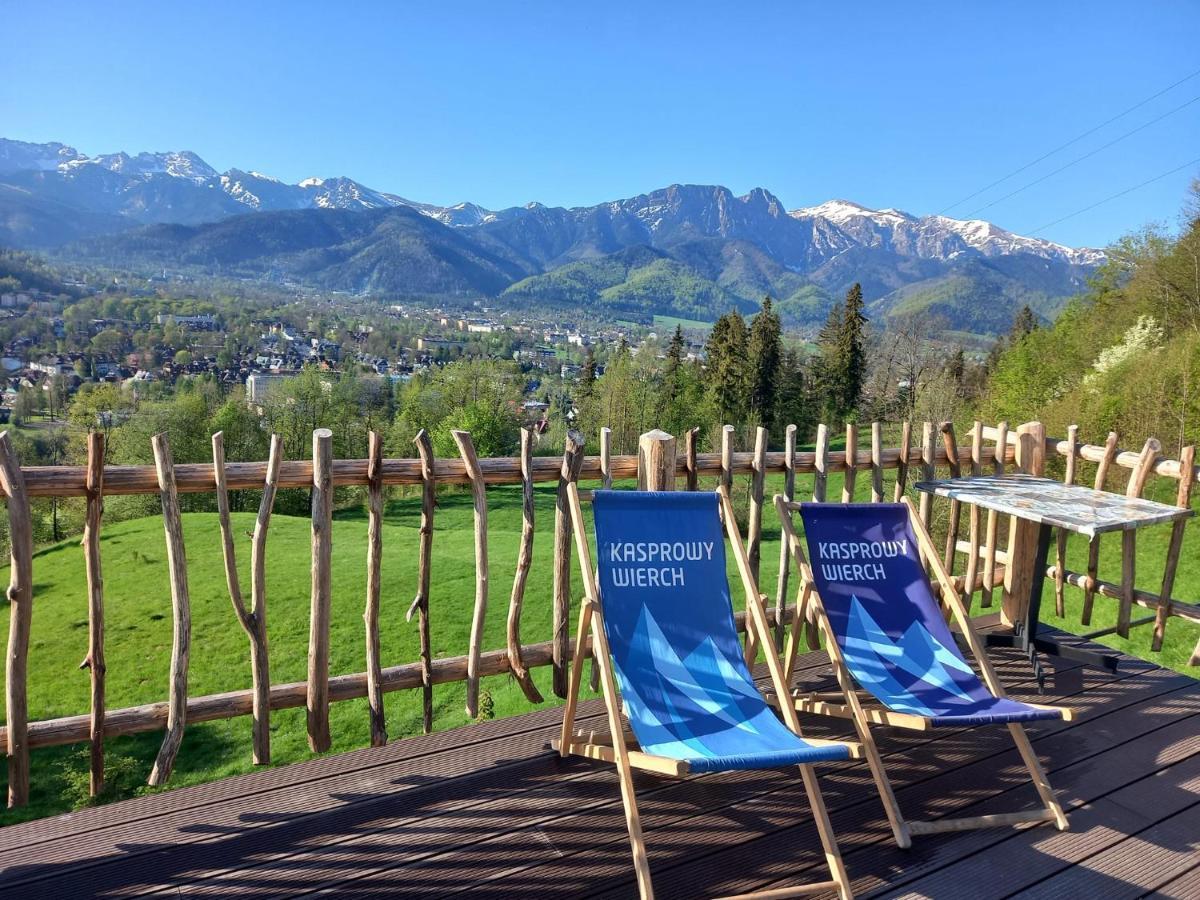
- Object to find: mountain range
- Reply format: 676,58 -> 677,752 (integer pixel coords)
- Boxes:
0,138 -> 1106,335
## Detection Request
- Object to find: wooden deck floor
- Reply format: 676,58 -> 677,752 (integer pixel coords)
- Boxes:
1,629 -> 1198,899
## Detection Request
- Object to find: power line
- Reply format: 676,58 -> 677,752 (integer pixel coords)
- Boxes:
962,92 -> 1200,219
938,67 -> 1200,214
1028,156 -> 1200,236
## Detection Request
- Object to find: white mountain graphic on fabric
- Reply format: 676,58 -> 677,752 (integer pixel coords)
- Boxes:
634,607 -> 744,727
682,635 -> 764,735
841,596 -> 979,715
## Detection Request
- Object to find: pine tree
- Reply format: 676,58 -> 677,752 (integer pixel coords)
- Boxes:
665,325 -> 685,381
747,297 -> 782,432
578,347 -> 597,402
704,311 -> 752,424
659,324 -> 686,423
816,283 -> 868,421
841,282 -> 868,413
774,348 -> 816,440
1011,305 -> 1039,341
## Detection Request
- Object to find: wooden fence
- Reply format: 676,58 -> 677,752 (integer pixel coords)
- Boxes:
0,419 -> 1196,809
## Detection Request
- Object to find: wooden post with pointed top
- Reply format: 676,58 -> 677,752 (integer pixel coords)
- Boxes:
307,428 -> 333,753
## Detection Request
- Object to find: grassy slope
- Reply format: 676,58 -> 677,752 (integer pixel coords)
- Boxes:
1,472 -> 1197,825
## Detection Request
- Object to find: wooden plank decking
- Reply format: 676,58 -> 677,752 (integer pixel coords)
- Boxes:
0,629 -> 1197,899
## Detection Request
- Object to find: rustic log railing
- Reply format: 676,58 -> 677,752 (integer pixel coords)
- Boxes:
0,419 -> 1197,809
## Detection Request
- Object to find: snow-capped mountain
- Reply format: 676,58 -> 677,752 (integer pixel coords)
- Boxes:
0,138 -> 1108,335
789,199 -> 1104,267
65,150 -> 219,184
0,139 -> 1104,270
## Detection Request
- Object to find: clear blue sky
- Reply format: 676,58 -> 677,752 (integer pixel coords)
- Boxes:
3,1 -> 1198,248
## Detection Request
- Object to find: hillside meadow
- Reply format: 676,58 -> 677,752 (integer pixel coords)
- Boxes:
0,470 -> 1197,825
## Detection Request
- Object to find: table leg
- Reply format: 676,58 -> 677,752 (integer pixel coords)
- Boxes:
985,522 -> 1119,686
1019,523 -> 1054,652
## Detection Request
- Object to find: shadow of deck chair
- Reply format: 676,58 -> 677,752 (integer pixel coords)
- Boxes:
555,485 -> 857,900
775,497 -> 1072,849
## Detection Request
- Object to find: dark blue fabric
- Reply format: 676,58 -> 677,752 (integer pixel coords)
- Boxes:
591,490 -> 851,771
799,503 -> 1062,727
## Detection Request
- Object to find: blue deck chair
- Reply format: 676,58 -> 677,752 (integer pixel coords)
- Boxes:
556,485 -> 856,900
775,497 -> 1071,848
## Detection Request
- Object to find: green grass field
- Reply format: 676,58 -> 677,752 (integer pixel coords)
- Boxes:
0,471 -> 1197,825
652,314 -> 715,332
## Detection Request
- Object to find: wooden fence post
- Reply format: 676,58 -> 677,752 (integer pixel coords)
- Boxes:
213,431 -> 278,765
1082,431 -> 1120,625
720,425 -> 735,492
982,420 -> 1008,608
684,427 -> 699,491
747,426 -> 767,580
149,433 -> 191,785
552,431 -> 586,698
893,420 -> 912,502
940,422 -> 962,573
870,422 -> 884,503
962,422 -> 983,606
81,432 -> 106,795
453,430 -> 489,719
0,432 -> 32,807
307,428 -> 333,753
843,422 -> 858,503
774,423 -> 798,645
1001,421 -> 1046,628
248,434 -> 281,762
410,429 -> 435,733
364,431 -> 387,746
638,429 -> 677,491
506,427 -> 543,704
813,424 -> 829,502
600,427 -> 613,490
1054,424 -> 1080,616
918,421 -> 936,526
1116,438 -> 1161,637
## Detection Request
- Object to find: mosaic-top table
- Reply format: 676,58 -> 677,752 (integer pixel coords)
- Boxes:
915,473 -> 1193,685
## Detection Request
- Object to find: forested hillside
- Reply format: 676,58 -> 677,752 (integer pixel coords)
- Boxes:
986,182 -> 1200,455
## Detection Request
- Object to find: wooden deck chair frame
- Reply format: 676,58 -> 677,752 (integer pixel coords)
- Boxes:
775,495 -> 1071,849
555,483 -> 854,900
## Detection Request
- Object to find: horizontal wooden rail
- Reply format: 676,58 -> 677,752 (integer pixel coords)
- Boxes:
1046,565 -> 1200,625
0,606 -> 776,754
9,445 -> 1003,499
1048,437 -> 1198,482
983,423 -> 1199,482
